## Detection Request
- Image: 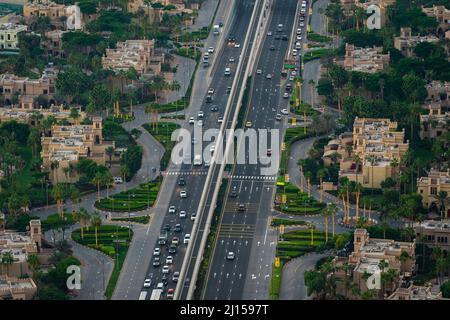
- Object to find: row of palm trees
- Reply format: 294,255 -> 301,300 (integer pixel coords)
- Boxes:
72,208 -> 103,247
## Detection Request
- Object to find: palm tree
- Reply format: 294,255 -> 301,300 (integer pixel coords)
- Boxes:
103,171 -> 114,199
51,183 -> 66,218
305,171 -> 313,197
317,169 -> 326,203
436,191 -> 448,218
352,154 -> 362,184
367,155 -> 378,190
73,208 -> 87,240
329,203 -> 338,237
90,212 -> 102,247
354,183 -> 363,222
50,160 -> 59,183
120,165 -> 130,190
297,159 -> 307,192
390,157 -> 399,190
105,146 -> 114,168
91,172 -> 104,200
1,251 -> 14,275
309,223 -> 315,245
338,187 -> 347,223
69,185 -> 80,211
322,206 -> 330,242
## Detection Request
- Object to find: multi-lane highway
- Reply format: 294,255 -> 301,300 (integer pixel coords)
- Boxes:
138,0 -> 260,300
201,0 -> 304,300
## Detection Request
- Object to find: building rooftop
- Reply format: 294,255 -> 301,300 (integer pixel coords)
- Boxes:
0,22 -> 27,32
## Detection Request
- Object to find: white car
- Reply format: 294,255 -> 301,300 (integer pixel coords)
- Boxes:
229,57 -> 235,62
297,35 -> 302,41
153,248 -> 160,256
291,70 -> 297,76
289,75 -> 295,81
114,176 -> 123,184
256,69 -> 262,75
179,210 -> 187,218
283,92 -> 289,99
168,206 -> 176,214
266,73 -> 272,79
198,111 -> 204,118
234,43 -> 240,48
143,278 -> 152,288
183,234 -> 191,244
166,256 -> 173,264
197,120 -> 203,126
180,191 -> 187,198
208,47 -> 214,53
292,49 -> 298,56
189,117 -> 195,124
218,117 -> 223,123
208,88 -> 214,95
300,22 -> 305,27
267,31 -> 272,36
162,265 -> 170,274
210,145 -> 216,152
226,252 -> 235,260
191,212 -> 197,221
281,108 -> 289,115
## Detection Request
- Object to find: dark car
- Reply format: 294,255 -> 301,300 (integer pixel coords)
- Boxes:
153,257 -> 161,267
206,95 -> 213,103
163,224 -> 171,232
282,35 -> 288,41
178,177 -> 185,186
286,83 -> 292,92
275,34 -> 280,40
230,190 -> 237,198
161,274 -> 168,286
226,86 -> 231,94
169,245 -> 177,254
210,105 -> 219,112
174,224 -> 182,233
269,45 -> 275,51
237,203 -> 246,211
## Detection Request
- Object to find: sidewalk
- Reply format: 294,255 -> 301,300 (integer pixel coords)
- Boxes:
188,0 -> 220,32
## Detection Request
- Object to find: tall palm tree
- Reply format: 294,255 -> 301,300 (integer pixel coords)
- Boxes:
91,172 -> 104,200
352,154 -> 362,185
436,191 -> 448,218
69,185 -> 80,211
50,160 -> 59,183
105,146 -> 114,168
322,206 -> 330,242
367,155 -> 378,190
305,171 -> 313,198
90,212 -> 102,247
51,183 -> 66,218
309,223 -> 316,245
73,208 -> 88,240
354,183 -> 363,222
329,203 -> 338,237
1,251 -> 14,275
317,169 -> 326,203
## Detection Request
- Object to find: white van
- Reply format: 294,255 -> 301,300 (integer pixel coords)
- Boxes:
224,67 -> 231,76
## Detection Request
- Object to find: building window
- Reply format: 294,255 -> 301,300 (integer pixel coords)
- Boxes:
431,187 -> 437,195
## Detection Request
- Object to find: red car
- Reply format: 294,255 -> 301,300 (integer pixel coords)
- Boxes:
167,288 -> 174,300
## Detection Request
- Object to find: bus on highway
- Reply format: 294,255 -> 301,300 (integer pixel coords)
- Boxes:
150,289 -> 163,300
138,291 -> 147,300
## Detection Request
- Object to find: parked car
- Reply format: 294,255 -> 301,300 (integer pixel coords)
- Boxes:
191,212 -> 197,221
174,224 -> 182,232
172,237 -> 180,245
208,47 -> 214,53
281,108 -> 289,115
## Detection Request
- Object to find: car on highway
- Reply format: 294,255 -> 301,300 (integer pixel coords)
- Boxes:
174,224 -> 182,232
292,49 -> 297,56
167,288 -> 174,300
283,92 -> 289,99
161,274 -> 168,286
206,95 -> 213,103
226,86 -> 231,94
162,265 -> 170,274
291,70 -> 297,76
238,203 -> 246,211
208,47 -> 214,53
179,210 -> 186,218
281,108 -> 289,115
178,177 -> 185,186
208,88 -> 214,95
230,189 -> 237,198
266,73 -> 272,79
218,117 -> 223,123
297,28 -> 302,34
256,69 -> 262,75
267,31 -> 272,36
172,272 -> 180,282
144,278 -> 152,288
229,57 -> 235,62
153,248 -> 160,256
210,105 -> 218,112
227,252 -> 235,260
163,224 -> 171,232
169,244 -> 177,254
189,117 -> 195,124
114,176 -> 123,184
295,42 -> 301,49
156,282 -> 164,290
275,34 -> 280,40
197,120 -> 203,126
275,113 -> 282,121
234,43 -> 240,48
286,83 -> 292,91
168,206 -> 176,214
245,121 -> 252,128
192,137 -> 198,144
299,22 -> 305,27
282,35 -> 288,41
289,75 -> 295,81
198,111 -> 204,118
269,45 -> 275,51
296,35 -> 302,41
172,237 -> 180,245
224,67 -> 231,75
166,256 -> 173,264
183,234 -> 191,244
153,257 -> 161,267
267,149 -> 272,156
180,190 -> 187,198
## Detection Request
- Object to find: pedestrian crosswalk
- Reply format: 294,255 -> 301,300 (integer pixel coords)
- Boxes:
164,170 -> 277,181
218,223 -> 256,239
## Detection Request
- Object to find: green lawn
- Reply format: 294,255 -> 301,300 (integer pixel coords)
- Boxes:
275,180 -> 325,215
143,122 -> 181,171
72,225 -> 132,300
111,215 -> 150,224
306,32 -> 332,43
269,262 -> 283,300
271,218 -> 307,227
94,181 -> 161,212
303,48 -> 334,62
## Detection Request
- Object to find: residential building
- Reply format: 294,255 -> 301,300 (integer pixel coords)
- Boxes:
339,118 -> 409,188
394,27 -> 440,57
422,5 -> 450,34
344,43 -> 390,73
23,0 -> 67,29
0,23 -> 27,50
425,81 -> 450,111
322,132 -> 353,166
419,103 -> 448,140
40,117 -> 114,183
128,0 -> 194,24
414,220 -> 450,251
330,229 -> 415,299
0,276 -> 37,300
0,220 -> 41,278
417,170 -> 450,218
102,39 -> 165,76
42,29 -> 67,58
0,105 -> 85,125
388,282 -> 446,300
0,65 -> 57,107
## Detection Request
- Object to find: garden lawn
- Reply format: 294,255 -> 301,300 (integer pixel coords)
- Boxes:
95,181 -> 161,212
71,225 -> 132,300
143,122 -> 181,171
271,218 -> 307,227
276,229 -> 326,261
275,182 -> 325,215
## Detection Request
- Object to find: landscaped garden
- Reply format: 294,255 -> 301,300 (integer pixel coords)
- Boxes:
72,224 -> 133,300
94,180 -> 161,212
275,182 -> 325,215
143,122 -> 181,171
302,48 -> 334,63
